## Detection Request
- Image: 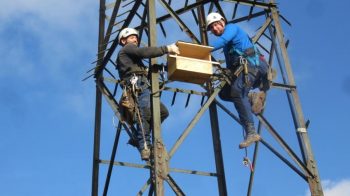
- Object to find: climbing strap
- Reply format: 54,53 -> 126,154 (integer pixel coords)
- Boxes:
129,74 -> 149,151
233,45 -> 260,66
243,156 -> 254,172
241,128 -> 254,172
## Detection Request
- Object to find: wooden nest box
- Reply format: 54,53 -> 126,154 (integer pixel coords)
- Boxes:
167,41 -> 218,84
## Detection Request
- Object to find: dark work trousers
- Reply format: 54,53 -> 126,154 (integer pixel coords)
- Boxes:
135,76 -> 169,151
221,56 -> 268,135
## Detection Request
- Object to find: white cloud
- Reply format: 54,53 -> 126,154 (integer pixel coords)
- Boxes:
0,0 -> 96,28
305,179 -> 350,196
0,0 -> 99,118
323,179 -> 350,196
0,0 -> 97,70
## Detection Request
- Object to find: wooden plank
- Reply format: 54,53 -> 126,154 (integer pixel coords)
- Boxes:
177,41 -> 213,61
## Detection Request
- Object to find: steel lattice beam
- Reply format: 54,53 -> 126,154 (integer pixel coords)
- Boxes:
90,0 -> 324,195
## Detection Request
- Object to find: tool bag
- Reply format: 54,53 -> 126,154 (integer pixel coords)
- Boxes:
119,87 -> 136,125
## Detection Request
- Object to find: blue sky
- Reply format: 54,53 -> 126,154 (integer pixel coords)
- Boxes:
1,0 -> 350,195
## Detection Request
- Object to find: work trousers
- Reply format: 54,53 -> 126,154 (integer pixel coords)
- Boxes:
135,76 -> 169,151
221,56 -> 268,134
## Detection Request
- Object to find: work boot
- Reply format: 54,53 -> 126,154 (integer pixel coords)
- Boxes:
239,133 -> 261,149
248,91 -> 266,114
141,148 -> 151,161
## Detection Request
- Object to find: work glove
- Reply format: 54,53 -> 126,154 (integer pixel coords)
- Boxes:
167,43 -> 180,55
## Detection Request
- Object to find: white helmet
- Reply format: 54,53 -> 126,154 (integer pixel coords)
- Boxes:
118,28 -> 139,44
206,13 -> 225,30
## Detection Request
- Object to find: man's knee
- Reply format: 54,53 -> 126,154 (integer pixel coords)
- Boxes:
219,84 -> 234,101
140,107 -> 151,120
230,83 -> 244,98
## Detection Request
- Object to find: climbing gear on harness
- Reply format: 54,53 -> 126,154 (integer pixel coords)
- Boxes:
243,157 -> 254,172
248,91 -> 266,114
119,86 -> 136,125
239,133 -> 261,149
130,74 -> 139,93
121,86 -> 134,108
119,74 -> 150,154
230,46 -> 260,66
141,148 -> 151,161
240,56 -> 250,87
124,70 -> 148,80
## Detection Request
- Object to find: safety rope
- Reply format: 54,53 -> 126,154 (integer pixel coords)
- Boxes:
241,125 -> 254,172
130,74 -> 149,151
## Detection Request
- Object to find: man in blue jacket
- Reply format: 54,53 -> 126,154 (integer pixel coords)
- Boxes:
207,13 -> 269,149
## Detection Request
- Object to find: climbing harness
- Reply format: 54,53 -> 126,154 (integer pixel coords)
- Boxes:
233,45 -> 260,66
242,156 -> 254,172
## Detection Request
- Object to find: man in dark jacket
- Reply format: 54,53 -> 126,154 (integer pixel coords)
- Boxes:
117,27 -> 179,160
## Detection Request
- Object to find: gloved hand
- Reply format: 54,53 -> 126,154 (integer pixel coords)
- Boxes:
167,43 -> 180,55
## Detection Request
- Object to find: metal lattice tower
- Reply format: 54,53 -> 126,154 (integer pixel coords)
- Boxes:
88,0 -> 324,195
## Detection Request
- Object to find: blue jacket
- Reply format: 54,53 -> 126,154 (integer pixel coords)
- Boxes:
211,23 -> 254,68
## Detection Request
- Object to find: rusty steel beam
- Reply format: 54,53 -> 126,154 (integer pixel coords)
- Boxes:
103,0 -> 122,50
158,0 -> 200,44
147,0 -> 166,195
166,175 -> 185,196
259,139 -> 308,181
197,2 -> 228,195
155,0 -> 212,24
133,0 -> 212,31
168,81 -> 227,158
269,3 -> 324,194
91,0 -> 105,195
102,122 -> 122,196
252,17 -> 272,43
100,160 -> 217,177
223,0 -> 276,9
257,114 -> 313,177
90,1 -> 324,195
229,10 -> 268,24
95,1 -> 143,77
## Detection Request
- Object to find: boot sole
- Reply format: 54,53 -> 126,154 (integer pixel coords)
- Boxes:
239,135 -> 261,149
